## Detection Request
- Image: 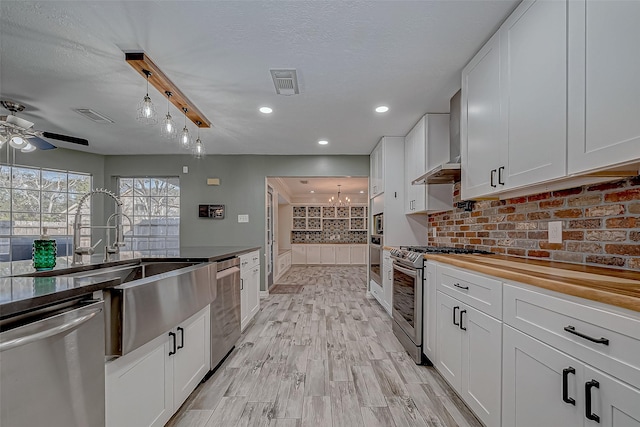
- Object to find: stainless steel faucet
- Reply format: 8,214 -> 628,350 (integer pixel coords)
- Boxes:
72,188 -> 128,265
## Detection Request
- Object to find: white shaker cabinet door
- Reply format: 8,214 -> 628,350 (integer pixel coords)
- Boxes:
173,307 -> 210,409
584,366 -> 640,427
568,0 -> 640,174
502,325 -> 583,427
320,245 -> 336,264
460,305 -> 502,427
350,245 -> 366,265
335,245 -> 350,265
500,0 -> 567,190
435,291 -> 463,391
292,245 -> 306,264
461,31 -> 503,200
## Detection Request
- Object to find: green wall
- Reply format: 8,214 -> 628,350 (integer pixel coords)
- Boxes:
104,154 -> 369,290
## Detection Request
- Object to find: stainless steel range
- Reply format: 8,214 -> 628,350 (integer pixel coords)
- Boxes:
389,246 -> 491,364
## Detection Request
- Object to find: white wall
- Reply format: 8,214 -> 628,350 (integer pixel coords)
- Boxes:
278,204 -> 292,250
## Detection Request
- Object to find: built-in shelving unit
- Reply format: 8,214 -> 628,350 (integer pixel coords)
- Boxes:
291,204 -> 367,231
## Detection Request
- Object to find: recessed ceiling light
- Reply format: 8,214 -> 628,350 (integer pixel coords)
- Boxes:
318,140 -> 329,145
359,190 -> 364,194
375,105 -> 389,113
310,190 -> 315,193
259,107 -> 273,114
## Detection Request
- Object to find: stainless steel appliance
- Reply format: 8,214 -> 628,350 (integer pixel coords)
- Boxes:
369,235 -> 382,286
210,256 -> 241,371
390,246 -> 491,364
373,213 -> 384,235
0,299 -> 105,427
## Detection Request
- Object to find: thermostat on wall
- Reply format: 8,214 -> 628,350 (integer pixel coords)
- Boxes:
199,204 -> 225,219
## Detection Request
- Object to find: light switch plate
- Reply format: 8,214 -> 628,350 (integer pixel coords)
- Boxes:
182,166 -> 188,174
238,214 -> 249,223
548,221 -> 563,244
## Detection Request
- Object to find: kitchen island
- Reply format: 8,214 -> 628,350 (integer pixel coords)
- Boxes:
0,245 -> 260,317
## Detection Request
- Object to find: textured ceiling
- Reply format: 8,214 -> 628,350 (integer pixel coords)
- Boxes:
0,1 -> 518,156
277,177 -> 369,196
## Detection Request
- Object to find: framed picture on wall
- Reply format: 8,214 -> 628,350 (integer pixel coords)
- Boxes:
198,204 -> 225,219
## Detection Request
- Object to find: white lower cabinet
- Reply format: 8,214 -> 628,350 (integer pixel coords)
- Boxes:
106,306 -> 211,427
320,246 -> 336,264
240,252 -> 260,331
422,262 -> 437,363
436,289 -> 502,427
503,325 -> 640,427
291,244 -> 366,265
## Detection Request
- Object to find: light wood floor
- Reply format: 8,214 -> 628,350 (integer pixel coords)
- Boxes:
167,266 -> 483,427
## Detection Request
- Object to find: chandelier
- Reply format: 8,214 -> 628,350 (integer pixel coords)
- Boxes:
329,185 -> 350,207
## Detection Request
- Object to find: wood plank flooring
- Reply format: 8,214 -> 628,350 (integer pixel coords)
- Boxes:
166,266 -> 482,427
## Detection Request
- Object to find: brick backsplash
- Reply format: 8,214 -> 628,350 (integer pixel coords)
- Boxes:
427,176 -> 640,271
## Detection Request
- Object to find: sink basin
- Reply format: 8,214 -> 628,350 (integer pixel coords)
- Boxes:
19,261 -> 201,284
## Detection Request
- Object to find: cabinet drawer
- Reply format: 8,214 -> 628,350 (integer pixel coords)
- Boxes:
436,263 -> 502,319
240,250 -> 260,270
504,283 -> 640,387
370,280 -> 384,305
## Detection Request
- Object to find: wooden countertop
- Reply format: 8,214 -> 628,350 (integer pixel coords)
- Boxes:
424,254 -> 640,313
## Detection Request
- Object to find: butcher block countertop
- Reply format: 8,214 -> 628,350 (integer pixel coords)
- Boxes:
424,254 -> 640,313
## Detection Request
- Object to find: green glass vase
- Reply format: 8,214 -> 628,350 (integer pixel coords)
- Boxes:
32,239 -> 57,271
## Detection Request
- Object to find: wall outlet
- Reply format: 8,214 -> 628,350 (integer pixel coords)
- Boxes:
432,227 -> 437,238
238,214 -> 249,223
182,166 -> 189,174
548,221 -> 563,244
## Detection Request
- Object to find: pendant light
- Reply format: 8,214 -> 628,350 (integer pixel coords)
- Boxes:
179,107 -> 191,149
329,185 -> 350,207
160,91 -> 177,139
192,122 -> 206,159
136,69 -> 157,124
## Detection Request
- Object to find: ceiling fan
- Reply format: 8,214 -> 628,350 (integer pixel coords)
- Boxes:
0,100 -> 89,152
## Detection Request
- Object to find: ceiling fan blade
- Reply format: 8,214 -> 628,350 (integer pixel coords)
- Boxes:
6,114 -> 34,130
26,135 -> 57,150
42,132 -> 89,146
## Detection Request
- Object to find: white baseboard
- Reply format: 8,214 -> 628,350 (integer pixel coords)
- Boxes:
260,290 -> 269,298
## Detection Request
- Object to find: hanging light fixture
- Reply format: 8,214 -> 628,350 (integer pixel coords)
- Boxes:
179,108 -> 191,149
136,69 -> 157,124
160,91 -> 177,139
8,134 -> 28,149
329,185 -> 350,207
192,122 -> 206,159
20,141 -> 37,152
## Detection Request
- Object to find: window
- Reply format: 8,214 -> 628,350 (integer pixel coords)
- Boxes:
117,177 -> 180,257
0,164 -> 92,263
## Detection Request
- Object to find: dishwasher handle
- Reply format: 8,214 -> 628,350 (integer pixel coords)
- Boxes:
0,303 -> 103,353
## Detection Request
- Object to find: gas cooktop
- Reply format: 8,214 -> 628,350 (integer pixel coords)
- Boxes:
390,246 -> 492,268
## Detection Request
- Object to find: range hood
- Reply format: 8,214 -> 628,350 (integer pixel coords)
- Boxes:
412,89 -> 462,185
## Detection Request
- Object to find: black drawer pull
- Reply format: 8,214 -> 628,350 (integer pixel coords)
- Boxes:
453,306 -> 460,326
453,283 -> 469,290
459,310 -> 467,331
585,380 -> 600,423
564,326 -> 609,345
490,169 -> 497,187
168,331 -> 176,356
562,367 -> 576,405
498,166 -> 505,185
177,326 -> 184,350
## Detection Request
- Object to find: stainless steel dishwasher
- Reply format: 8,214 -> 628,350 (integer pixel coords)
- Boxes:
0,299 -> 105,427
210,257 -> 241,371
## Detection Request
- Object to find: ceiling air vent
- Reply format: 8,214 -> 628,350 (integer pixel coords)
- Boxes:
270,69 -> 299,96
299,180 -> 308,184
74,108 -> 114,123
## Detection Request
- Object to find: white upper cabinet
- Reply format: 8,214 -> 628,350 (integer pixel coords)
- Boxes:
462,0 -> 638,200
405,115 -> 452,213
370,140 -> 385,198
461,32 -> 503,200
567,0 -> 640,174
500,0 -> 567,189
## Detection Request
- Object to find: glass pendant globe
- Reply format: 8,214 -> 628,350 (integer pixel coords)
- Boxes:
179,127 -> 191,149
161,113 -> 177,139
9,135 -> 28,149
192,138 -> 205,159
21,142 -> 37,152
136,95 -> 157,124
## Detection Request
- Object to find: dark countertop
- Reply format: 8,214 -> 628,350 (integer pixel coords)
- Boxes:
0,245 -> 260,319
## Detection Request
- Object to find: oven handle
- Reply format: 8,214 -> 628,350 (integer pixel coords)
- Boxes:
392,262 -> 417,278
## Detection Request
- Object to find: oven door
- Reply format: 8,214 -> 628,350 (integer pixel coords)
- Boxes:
369,244 -> 382,285
391,261 -> 423,345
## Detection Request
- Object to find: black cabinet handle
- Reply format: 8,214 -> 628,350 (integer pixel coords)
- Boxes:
564,326 -> 609,345
585,380 -> 600,423
490,169 -> 497,187
498,166 -> 505,185
453,283 -> 469,290
241,278 -> 244,290
168,331 -> 176,356
562,367 -> 576,405
177,326 -> 184,350
459,310 -> 467,331
453,306 -> 460,326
